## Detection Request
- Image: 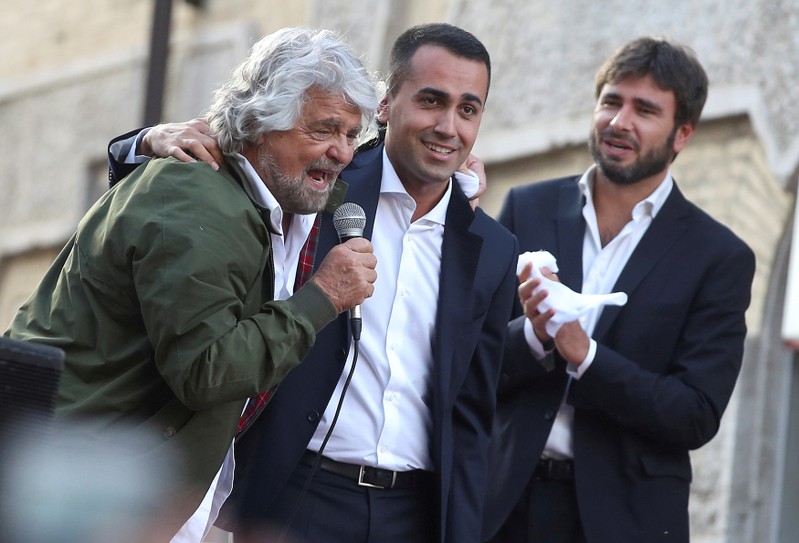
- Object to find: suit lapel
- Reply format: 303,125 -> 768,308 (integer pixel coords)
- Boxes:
592,183 -> 691,339
556,179 -> 586,292
314,147 -> 383,272
436,185 -> 482,400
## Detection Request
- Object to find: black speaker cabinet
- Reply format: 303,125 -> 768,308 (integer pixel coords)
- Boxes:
0,336 -> 64,444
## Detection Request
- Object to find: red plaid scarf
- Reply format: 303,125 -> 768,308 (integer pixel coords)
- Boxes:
236,214 -> 322,436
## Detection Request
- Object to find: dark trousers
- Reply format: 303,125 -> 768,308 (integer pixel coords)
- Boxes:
236,458 -> 435,543
489,463 -> 586,543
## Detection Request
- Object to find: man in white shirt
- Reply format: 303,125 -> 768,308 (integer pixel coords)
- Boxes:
482,37 -> 756,543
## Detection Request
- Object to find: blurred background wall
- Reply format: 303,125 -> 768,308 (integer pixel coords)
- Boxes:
1,1 -> 797,541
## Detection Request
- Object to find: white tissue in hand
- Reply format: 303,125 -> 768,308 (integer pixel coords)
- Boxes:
453,169 -> 480,199
517,251 -> 628,336
516,250 -> 559,276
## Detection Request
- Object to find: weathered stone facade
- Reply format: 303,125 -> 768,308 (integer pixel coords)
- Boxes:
1,1 -> 797,541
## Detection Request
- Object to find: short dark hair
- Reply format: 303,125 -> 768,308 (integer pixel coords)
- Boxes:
594,37 -> 708,128
387,23 -> 491,98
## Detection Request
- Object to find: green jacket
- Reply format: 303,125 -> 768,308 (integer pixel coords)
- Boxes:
6,157 -> 336,533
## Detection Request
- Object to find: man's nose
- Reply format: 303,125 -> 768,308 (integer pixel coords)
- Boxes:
327,134 -> 355,164
434,108 -> 458,138
610,105 -> 633,131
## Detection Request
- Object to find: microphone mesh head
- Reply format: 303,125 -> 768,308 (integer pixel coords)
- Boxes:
333,202 -> 366,240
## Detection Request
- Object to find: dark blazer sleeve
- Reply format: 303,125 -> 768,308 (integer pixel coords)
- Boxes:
496,187 -> 559,393
482,181 -> 579,542
445,211 -> 518,543
108,128 -> 150,188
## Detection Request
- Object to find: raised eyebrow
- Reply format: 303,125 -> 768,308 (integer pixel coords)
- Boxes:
417,87 -> 484,108
308,118 -> 361,134
599,91 -> 622,103
633,97 -> 663,113
461,93 -> 483,108
310,118 -> 344,129
601,92 -> 663,113
418,87 -> 449,101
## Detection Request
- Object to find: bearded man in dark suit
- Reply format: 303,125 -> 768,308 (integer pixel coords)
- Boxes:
482,37 -> 755,543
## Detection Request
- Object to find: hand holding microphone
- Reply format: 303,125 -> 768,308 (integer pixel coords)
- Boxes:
310,203 -> 375,340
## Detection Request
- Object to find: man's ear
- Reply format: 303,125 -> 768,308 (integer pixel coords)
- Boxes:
672,123 -> 695,155
377,98 -> 389,124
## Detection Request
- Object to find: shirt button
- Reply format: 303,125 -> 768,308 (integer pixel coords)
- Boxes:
162,426 -> 176,438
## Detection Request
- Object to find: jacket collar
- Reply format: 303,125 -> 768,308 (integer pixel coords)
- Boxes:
592,182 -> 691,339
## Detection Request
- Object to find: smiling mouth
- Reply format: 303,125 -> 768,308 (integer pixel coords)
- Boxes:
425,142 -> 455,156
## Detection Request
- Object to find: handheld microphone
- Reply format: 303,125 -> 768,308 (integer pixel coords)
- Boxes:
332,202 -> 367,340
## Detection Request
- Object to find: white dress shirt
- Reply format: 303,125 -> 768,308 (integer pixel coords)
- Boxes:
534,165 -> 674,459
307,150 -> 451,471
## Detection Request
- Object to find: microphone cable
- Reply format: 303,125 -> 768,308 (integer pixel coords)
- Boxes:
277,202 -> 367,541
277,335 -> 360,543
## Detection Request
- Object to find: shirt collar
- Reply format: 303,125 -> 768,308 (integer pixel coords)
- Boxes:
381,149 -> 451,226
578,164 -> 674,222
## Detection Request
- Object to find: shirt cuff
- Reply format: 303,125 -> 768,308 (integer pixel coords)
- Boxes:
567,338 -> 597,380
523,318 -> 554,359
124,128 -> 153,164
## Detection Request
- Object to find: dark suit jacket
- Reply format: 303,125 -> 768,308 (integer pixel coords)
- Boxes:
224,143 -> 518,543
482,176 -> 755,543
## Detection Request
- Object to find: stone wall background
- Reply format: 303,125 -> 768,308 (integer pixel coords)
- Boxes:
1,1 -> 797,541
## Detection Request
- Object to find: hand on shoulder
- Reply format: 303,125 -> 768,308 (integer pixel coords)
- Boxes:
140,118 -> 223,171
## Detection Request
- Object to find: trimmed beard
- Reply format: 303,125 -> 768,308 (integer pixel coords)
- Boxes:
589,127 -> 676,186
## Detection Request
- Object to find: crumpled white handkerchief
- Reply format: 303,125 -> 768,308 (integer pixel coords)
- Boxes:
453,169 -> 480,199
517,250 -> 628,336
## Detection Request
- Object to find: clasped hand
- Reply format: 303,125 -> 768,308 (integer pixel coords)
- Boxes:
517,262 -> 590,366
